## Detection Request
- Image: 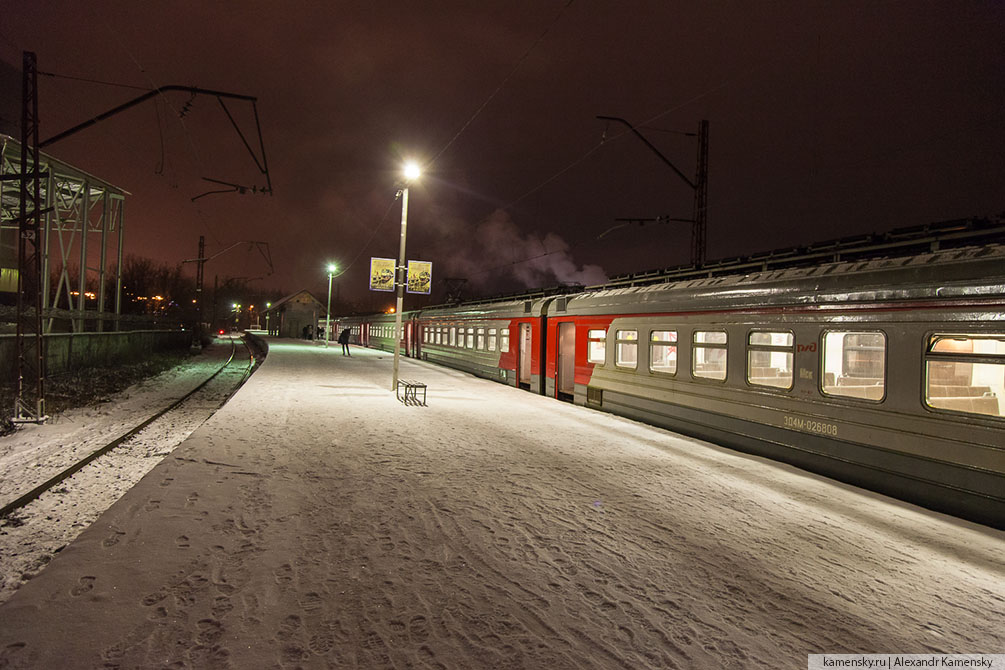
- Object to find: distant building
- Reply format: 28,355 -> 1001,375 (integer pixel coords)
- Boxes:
263,290 -> 324,339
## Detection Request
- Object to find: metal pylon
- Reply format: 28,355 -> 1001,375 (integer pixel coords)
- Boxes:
14,51 -> 47,423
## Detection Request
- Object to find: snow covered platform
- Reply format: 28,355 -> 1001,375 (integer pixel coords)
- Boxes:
0,338 -> 1002,668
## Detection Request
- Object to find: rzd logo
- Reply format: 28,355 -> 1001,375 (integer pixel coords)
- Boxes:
796,343 -> 817,353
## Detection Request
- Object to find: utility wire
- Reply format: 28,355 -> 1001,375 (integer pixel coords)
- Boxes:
338,195 -> 404,277
38,70 -> 152,91
430,0 -> 575,166
345,2 -> 577,282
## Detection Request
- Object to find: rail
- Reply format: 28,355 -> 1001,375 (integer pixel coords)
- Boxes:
0,337 -> 256,520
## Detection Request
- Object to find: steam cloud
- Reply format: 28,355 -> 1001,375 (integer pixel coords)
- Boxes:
433,209 -> 607,296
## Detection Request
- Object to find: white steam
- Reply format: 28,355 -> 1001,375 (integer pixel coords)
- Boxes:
434,209 -> 607,294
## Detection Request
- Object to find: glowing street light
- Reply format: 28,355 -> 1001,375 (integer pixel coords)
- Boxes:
392,160 -> 421,391
265,302 -> 272,335
325,263 -> 336,346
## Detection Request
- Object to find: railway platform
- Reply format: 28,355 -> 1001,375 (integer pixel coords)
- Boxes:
0,337 -> 1002,669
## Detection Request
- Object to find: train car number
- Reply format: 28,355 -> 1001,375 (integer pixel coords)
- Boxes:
784,415 -> 839,437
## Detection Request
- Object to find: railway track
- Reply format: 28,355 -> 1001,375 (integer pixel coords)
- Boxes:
0,335 -> 258,520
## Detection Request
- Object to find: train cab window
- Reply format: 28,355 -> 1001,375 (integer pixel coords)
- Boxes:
693,330 -> 727,380
747,331 -> 794,389
821,331 -> 886,401
616,330 -> 638,369
650,330 -> 677,375
466,328 -> 475,349
925,334 -> 1005,418
488,328 -> 497,351
477,328 -> 486,350
588,329 -> 607,364
500,328 -> 510,353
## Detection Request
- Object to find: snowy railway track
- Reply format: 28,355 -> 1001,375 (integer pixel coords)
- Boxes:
0,336 -> 256,521
0,336 -> 261,604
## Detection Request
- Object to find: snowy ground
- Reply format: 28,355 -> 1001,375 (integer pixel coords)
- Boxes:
0,338 -> 249,605
0,337 -> 1002,669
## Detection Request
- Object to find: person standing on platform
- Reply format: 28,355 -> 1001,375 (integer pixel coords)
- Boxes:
338,327 -> 352,356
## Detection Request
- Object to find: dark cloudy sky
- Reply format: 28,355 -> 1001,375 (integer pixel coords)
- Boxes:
2,1 -> 1003,306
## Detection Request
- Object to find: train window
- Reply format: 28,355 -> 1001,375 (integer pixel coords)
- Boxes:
821,331 -> 886,401
616,330 -> 638,369
747,331 -> 794,389
488,328 -> 497,351
692,330 -> 727,380
500,328 -> 510,353
650,331 -> 677,375
925,334 -> 1005,418
449,327 -> 457,347
588,329 -> 607,364
477,328 -> 486,350
466,328 -> 475,349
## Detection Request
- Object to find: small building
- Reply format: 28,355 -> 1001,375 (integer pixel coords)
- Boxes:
263,290 -> 324,339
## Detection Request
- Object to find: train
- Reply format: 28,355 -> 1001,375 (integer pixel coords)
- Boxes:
334,222 -> 1005,529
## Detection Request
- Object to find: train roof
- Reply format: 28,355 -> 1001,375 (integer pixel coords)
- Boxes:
418,297 -> 552,320
344,215 -> 1005,321
564,242 -> 1005,314
592,214 -> 1004,290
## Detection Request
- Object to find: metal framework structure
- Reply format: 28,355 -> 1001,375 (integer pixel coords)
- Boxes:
598,115 -> 710,267
691,119 -> 709,268
1,134 -> 128,334
12,52 -> 45,422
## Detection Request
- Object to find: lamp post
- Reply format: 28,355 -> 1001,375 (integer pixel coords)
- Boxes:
265,302 -> 271,335
325,263 -> 336,346
391,161 -> 421,392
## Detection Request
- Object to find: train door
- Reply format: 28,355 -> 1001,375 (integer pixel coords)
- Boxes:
556,322 -> 575,401
518,323 -> 532,389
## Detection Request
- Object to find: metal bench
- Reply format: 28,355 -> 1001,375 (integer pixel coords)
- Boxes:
396,379 -> 427,406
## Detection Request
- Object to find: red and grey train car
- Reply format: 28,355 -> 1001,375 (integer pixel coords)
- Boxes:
338,243 -> 1005,528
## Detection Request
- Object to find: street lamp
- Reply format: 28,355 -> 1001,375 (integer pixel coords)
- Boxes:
392,160 -> 421,391
265,302 -> 271,335
325,263 -> 336,346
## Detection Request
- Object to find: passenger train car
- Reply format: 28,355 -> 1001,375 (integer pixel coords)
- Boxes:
336,239 -> 1005,529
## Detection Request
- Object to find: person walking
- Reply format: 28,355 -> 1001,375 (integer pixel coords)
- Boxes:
338,327 -> 352,356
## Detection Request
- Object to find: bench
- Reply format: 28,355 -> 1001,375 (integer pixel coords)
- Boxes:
396,379 -> 427,406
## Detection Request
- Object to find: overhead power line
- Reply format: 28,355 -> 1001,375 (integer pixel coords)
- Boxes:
430,0 -> 576,165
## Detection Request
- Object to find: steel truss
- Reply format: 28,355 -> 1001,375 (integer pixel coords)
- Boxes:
2,135 -> 128,334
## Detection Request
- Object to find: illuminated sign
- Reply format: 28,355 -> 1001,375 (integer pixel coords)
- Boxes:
406,260 -> 432,295
369,257 -> 395,292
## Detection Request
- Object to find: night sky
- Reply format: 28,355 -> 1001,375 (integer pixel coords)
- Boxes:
1,1 -> 1003,308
